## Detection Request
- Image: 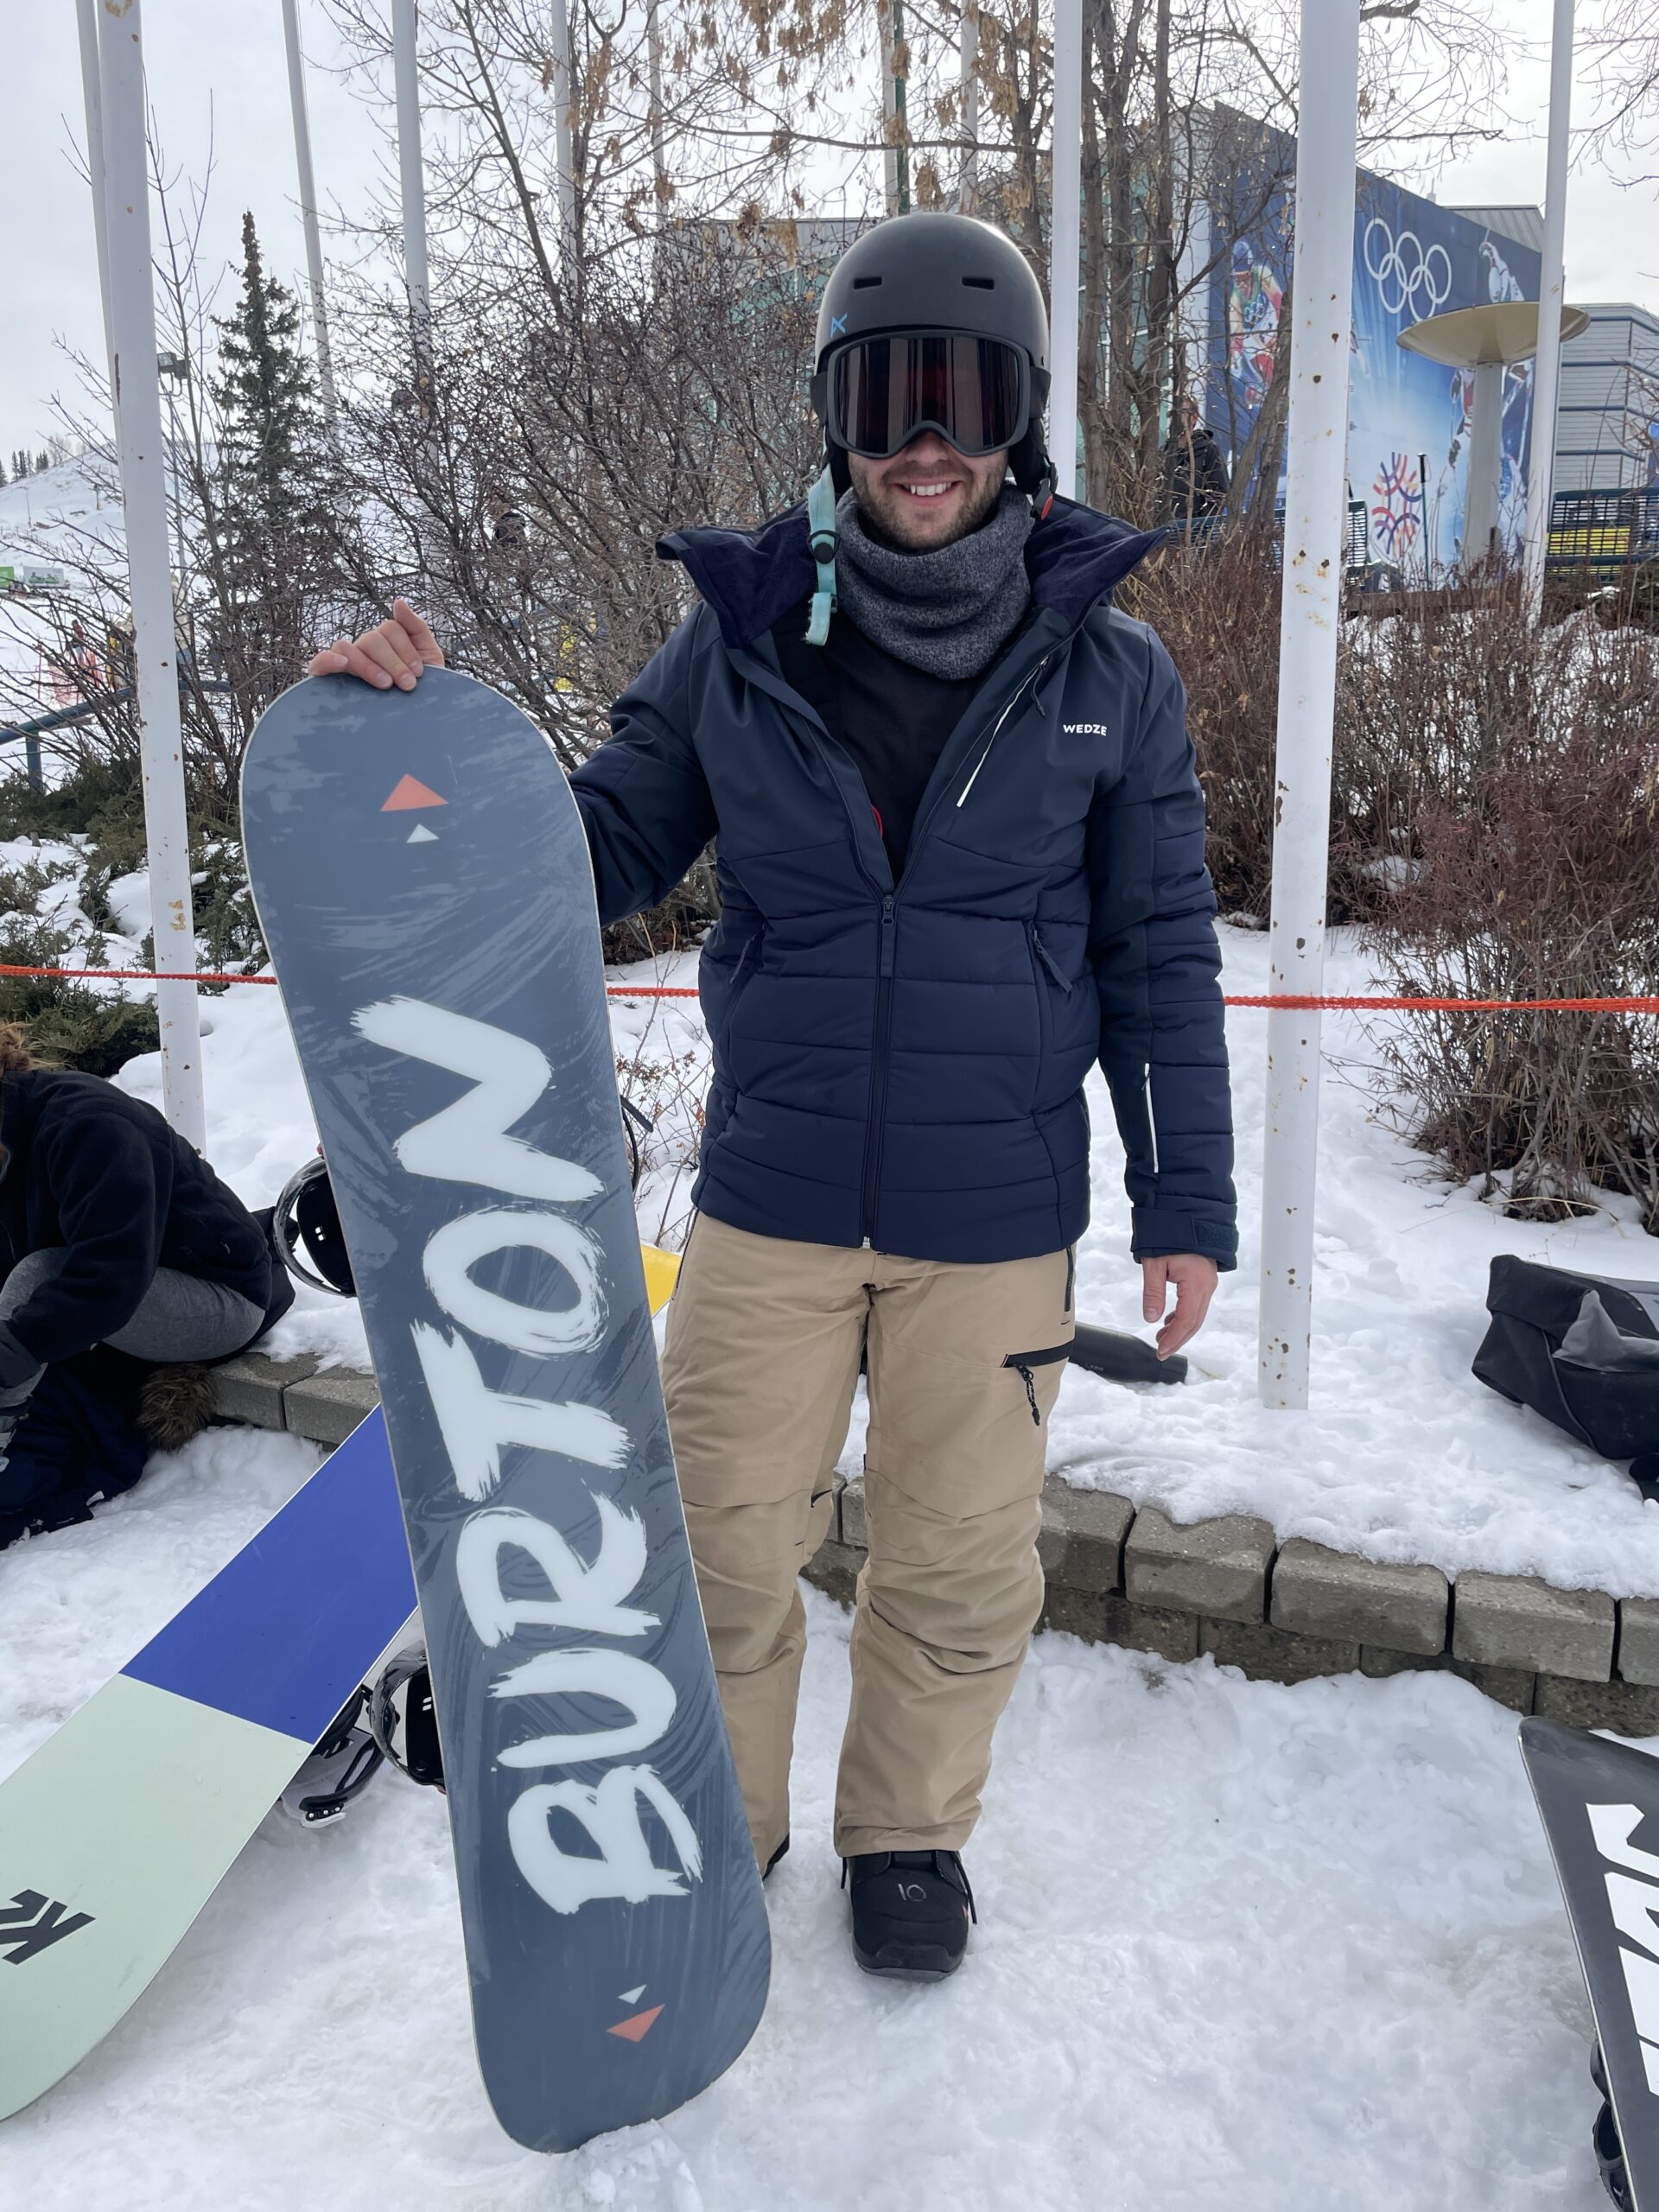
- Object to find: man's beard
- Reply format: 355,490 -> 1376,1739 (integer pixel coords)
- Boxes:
855,465 -> 1007,551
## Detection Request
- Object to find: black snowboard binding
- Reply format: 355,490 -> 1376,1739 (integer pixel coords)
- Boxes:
370,1645 -> 445,1793
279,1683 -> 386,1827
272,1153 -> 357,1298
1592,2044 -> 1631,2209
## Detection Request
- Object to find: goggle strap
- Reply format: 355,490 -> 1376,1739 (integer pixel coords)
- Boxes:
804,463 -> 838,648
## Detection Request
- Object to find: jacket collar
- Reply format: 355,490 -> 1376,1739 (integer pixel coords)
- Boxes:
658,495 -> 1164,653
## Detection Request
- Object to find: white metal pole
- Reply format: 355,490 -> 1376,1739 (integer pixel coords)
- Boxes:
97,0 -> 207,1150
1048,0 -> 1083,499
75,0 -> 118,428
878,1 -> 901,215
391,0 -> 430,356
1255,0 -> 1361,1409
281,0 -> 340,431
1522,0 -> 1573,620
958,3 -> 979,214
549,0 -> 577,268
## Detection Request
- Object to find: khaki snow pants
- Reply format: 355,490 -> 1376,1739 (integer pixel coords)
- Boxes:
661,1214 -> 1072,1863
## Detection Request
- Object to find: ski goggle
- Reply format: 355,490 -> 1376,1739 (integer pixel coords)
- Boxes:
825,333 -> 1032,460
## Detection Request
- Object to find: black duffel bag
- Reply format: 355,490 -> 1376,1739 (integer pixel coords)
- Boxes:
1473,1255 -> 1659,1486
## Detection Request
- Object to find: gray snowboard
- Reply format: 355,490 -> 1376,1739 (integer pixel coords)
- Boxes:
241,665 -> 768,2152
1520,1714 -> 1659,2208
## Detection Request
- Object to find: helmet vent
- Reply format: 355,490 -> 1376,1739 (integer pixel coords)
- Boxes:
963,275 -> 995,289
853,275 -> 883,289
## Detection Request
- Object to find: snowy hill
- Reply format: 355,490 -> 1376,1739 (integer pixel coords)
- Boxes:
0,457 -> 124,728
0,456 -> 113,565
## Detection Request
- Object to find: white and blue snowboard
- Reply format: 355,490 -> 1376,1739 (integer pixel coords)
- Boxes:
240,666 -> 768,2152
0,1410 -> 416,2120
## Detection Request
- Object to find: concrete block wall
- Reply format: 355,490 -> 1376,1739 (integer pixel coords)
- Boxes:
213,1352 -> 1659,1732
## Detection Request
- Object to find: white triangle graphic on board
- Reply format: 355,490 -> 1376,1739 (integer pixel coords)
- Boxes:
619,1985 -> 646,2005
406,823 -> 438,844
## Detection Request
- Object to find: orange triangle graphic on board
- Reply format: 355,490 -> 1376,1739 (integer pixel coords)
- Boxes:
381,773 -> 448,812
606,2005 -> 664,2044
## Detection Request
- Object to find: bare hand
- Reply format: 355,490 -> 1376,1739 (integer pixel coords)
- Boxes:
1141,1254 -> 1218,1360
305,599 -> 445,690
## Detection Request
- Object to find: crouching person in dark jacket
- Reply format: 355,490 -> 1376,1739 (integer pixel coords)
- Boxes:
308,213 -> 1236,1985
0,1027 -> 293,1535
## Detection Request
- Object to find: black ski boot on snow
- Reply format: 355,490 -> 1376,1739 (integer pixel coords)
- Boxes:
843,1850 -> 976,1980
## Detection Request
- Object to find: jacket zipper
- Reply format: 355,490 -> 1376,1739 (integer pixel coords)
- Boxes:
955,652 -> 1055,813
750,641 -> 1066,1255
855,653 -> 1066,1251
855,658 -> 1058,1249
860,893 -> 897,1247
1029,926 -> 1073,992
728,930 -> 759,992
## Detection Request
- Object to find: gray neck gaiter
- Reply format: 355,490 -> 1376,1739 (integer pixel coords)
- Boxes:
832,484 -> 1033,679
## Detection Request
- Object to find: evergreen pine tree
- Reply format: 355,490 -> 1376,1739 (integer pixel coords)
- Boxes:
34,449 -> 49,475
209,211 -> 340,721
0,455 -> 9,488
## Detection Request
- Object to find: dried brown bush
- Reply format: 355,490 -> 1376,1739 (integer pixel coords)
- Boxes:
1354,606 -> 1659,1231
1123,530 -> 1283,919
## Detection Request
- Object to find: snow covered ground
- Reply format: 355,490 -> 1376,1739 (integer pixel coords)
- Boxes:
98,906 -> 1659,1596
1,867 -> 1653,2203
0,1424 -> 1618,2210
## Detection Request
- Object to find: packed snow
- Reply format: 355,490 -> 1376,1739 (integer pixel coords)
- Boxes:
0,1436 -> 1616,2209
0,861 -> 1653,2203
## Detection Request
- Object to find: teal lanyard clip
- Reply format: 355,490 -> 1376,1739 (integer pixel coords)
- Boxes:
804,465 -> 837,646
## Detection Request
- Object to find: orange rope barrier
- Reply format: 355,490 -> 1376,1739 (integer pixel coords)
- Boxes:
1223,994 -> 1659,1014
1,964 -> 1653,1014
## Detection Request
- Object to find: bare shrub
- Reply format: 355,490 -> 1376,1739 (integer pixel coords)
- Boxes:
1123,530 -> 1282,919
1356,606 -> 1659,1232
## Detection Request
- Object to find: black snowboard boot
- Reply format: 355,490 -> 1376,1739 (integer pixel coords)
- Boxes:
843,1849 -> 976,1980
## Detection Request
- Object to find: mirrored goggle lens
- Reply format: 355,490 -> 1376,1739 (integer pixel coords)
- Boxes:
830,335 -> 1027,459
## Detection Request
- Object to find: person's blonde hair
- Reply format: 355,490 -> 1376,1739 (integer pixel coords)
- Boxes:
0,1023 -> 40,1075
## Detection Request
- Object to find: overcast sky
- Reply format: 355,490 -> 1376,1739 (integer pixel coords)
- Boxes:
4,1 -> 1656,451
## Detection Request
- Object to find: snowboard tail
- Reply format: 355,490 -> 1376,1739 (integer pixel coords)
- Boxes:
0,1411 -> 416,2120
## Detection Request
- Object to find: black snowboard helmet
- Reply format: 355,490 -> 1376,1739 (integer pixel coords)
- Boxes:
810,213 -> 1054,503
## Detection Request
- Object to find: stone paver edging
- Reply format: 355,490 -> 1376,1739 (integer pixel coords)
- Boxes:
214,1351 -> 1659,1732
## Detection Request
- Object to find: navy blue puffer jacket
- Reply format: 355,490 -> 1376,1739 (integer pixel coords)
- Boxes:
572,494 -> 1236,1270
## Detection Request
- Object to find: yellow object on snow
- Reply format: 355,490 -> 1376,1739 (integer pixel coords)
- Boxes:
640,1243 -> 682,1316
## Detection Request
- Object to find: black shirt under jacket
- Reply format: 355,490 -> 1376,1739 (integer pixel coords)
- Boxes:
772,601 -> 1023,878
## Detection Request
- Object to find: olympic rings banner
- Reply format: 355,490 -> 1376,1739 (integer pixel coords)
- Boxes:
1351,175 -> 1541,575
1207,148 -> 1542,581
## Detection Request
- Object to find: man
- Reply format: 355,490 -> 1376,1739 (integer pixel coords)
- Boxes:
308,212 -> 1236,1983
1160,397 -> 1230,524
